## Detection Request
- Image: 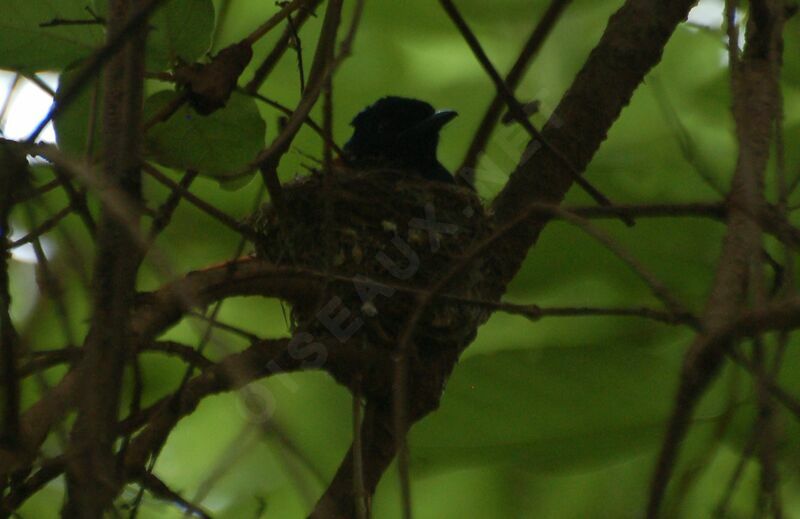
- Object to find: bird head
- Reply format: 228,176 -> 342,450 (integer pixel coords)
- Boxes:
343,96 -> 457,182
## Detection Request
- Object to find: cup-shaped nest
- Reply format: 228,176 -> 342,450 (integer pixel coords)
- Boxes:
250,167 -> 491,358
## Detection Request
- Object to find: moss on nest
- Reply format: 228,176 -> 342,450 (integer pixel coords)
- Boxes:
251,167 -> 491,355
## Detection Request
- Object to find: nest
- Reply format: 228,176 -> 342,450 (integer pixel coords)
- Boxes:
250,167 -> 491,364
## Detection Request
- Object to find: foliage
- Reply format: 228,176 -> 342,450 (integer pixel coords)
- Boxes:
2,0 -> 800,517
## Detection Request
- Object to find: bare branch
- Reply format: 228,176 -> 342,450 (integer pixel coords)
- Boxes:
647,1 -> 786,513
64,0 -> 149,512
9,204 -> 72,249
457,0 -> 572,184
244,0 -> 316,46
245,0 -> 322,94
133,471 -> 212,519
26,0 -> 169,143
440,0 -> 628,222
255,0 -> 345,215
0,142 -> 28,450
142,163 -> 260,242
488,0 -> 700,299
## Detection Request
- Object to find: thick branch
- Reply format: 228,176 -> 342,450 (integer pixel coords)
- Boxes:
488,0 -> 698,299
122,338 -> 295,471
311,2 -> 721,515
309,402 -> 397,519
131,257 -> 320,338
0,144 -> 29,450
255,0 -> 344,212
64,0 -> 148,514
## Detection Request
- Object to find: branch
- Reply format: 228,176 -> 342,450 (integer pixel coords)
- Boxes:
309,2 -> 721,514
457,0 -> 572,184
19,341 -> 213,378
51,165 -> 96,237
244,89 -> 344,158
487,0 -> 700,300
142,163 -> 261,242
0,143 -> 29,450
244,0 -> 322,94
133,471 -> 211,519
310,402 -> 397,519
148,169 -> 198,241
64,0 -> 148,512
130,257 -> 320,338
439,0 -> 628,222
26,0 -> 169,143
255,0 -> 344,213
244,0 -> 316,46
122,337 -> 304,472
9,178 -> 60,205
0,370 -> 80,478
0,456 -> 65,514
9,204 -> 72,249
647,1 -> 786,514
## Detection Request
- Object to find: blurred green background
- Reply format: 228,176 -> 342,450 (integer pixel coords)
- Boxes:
3,0 -> 800,517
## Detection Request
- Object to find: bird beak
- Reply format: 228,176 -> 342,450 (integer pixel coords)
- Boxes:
406,109 -> 458,136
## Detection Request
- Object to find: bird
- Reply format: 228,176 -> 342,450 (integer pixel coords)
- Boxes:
342,96 -> 457,183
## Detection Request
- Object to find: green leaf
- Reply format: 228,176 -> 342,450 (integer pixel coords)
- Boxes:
0,0 -> 103,72
143,90 -> 265,180
410,344 -> 723,473
147,0 -> 215,70
217,173 -> 255,191
92,0 -> 215,72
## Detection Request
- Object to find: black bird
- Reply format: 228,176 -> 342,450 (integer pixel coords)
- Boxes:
343,96 -> 457,183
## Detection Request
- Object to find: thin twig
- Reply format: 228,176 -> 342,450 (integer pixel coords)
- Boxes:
9,179 -> 60,205
0,456 -> 66,513
287,12 -> 306,94
457,0 -> 572,184
135,471 -> 212,519
20,73 -> 56,97
244,0 -> 314,46
39,17 -> 104,27
121,337 -> 300,470
142,163 -> 261,241
256,418 -> 326,506
9,204 -> 72,249
0,73 -> 21,126
646,2 -> 786,513
142,93 -> 187,131
439,0 -> 631,225
51,165 -> 97,237
244,0 -> 321,94
189,425 -> 259,507
130,184 -> 267,510
255,0 -> 344,216
714,421 -> 759,518
20,202 -> 74,453
0,147 -> 21,449
187,311 -> 262,343
147,170 -> 199,242
649,76 -> 727,196
555,207 -> 695,319
725,0 -> 740,69
352,375 -> 367,519
242,89 -> 344,157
